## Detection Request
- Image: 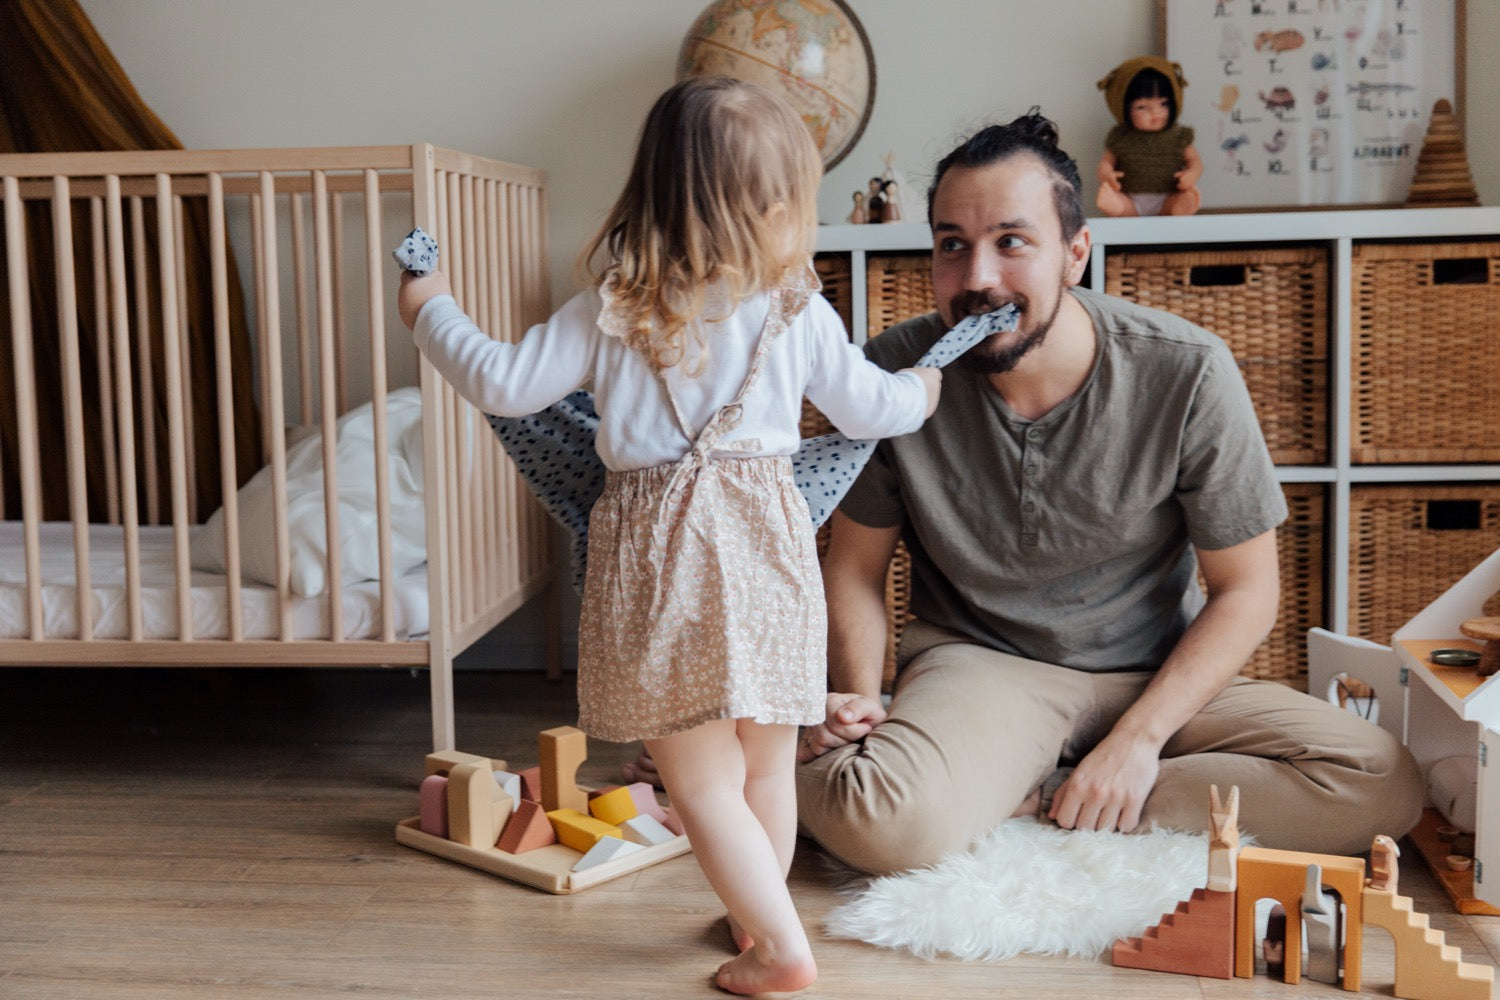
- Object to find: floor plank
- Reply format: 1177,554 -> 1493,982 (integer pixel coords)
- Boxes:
2,666 -> 1496,998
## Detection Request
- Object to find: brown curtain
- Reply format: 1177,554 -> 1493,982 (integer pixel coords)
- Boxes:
0,0 -> 259,523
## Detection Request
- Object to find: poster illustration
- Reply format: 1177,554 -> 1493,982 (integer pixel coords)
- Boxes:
1163,0 -> 1461,208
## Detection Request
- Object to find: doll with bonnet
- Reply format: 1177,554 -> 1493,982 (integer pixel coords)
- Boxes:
1096,56 -> 1203,216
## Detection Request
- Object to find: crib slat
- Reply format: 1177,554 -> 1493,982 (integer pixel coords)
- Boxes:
105,176 -> 145,640
258,171 -> 294,640
207,172 -> 244,641
364,169 -> 396,643
314,171 -> 344,640
474,178 -> 498,605
129,196 -> 160,526
156,174 -> 194,640
90,198 -> 120,525
331,192 -> 349,417
52,177 -> 95,640
413,143 -> 457,752
457,173 -> 477,623
498,182 -> 522,602
4,176 -> 46,638
439,172 -> 461,633
291,191 -> 313,425
172,196 -> 198,527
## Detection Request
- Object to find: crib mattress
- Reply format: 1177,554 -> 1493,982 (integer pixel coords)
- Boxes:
0,522 -> 428,641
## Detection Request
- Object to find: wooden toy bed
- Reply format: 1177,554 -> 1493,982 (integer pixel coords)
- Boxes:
0,144 -> 556,749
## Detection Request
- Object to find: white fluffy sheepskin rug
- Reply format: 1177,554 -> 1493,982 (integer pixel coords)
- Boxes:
822,817 -> 1212,962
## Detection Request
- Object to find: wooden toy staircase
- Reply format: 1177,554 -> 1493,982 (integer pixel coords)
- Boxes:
1111,888 -> 1234,979
1362,887 -> 1494,1000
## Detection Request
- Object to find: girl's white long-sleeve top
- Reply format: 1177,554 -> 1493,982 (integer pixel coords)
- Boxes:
411,286 -> 927,472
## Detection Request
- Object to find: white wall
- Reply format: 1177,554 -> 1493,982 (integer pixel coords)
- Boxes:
82,0 -> 1498,309
76,0 -> 1499,669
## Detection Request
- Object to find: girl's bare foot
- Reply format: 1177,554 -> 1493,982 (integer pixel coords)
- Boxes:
727,914 -> 753,953
715,945 -> 816,996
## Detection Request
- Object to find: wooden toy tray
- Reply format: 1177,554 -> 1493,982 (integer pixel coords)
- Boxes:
395,816 -> 692,894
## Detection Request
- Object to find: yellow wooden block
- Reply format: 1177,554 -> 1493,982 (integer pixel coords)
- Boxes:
546,808 -> 621,853
540,726 -> 589,813
588,785 -> 638,827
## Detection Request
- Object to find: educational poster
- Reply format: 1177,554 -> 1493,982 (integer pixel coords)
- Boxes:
1164,0 -> 1461,208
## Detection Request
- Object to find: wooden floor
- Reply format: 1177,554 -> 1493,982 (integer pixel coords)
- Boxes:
3,667 -> 1498,999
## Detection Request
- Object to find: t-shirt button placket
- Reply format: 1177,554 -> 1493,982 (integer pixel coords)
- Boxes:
1020,426 -> 1041,547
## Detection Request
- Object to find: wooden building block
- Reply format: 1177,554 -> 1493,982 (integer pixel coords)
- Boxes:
1235,846 -> 1365,991
418,774 -> 449,838
1112,888 -> 1235,979
493,769 -> 523,813
1363,887 -> 1494,1000
588,786 -> 639,827
539,726 -> 589,813
621,814 -> 676,848
446,760 -> 510,848
626,782 -> 670,823
547,808 -> 621,853
572,836 -> 646,872
425,749 -> 496,777
496,798 -> 556,855
517,766 -> 542,802
660,806 -> 685,837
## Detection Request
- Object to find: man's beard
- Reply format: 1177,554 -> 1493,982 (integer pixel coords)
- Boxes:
956,289 -> 1062,375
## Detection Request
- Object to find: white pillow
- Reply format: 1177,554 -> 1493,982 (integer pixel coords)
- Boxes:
191,387 -> 427,597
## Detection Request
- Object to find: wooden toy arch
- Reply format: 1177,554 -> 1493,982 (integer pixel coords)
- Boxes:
1234,846 -> 1366,991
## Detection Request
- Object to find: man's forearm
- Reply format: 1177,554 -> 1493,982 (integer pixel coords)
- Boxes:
825,575 -> 890,699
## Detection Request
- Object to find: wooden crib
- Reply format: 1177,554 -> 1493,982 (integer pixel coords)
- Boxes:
0,144 -> 556,749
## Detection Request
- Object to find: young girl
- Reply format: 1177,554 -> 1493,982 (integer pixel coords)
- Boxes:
398,76 -> 939,995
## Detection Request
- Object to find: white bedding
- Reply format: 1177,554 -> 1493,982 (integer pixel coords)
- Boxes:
0,521 -> 429,641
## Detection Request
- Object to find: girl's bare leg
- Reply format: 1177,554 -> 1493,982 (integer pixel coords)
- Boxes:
647,720 -> 816,995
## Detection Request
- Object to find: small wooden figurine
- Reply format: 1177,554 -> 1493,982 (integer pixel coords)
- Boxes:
1207,784 -> 1240,892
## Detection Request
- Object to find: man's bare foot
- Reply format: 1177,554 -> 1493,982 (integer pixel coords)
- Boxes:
621,749 -> 663,789
715,945 -> 816,996
727,915 -> 753,953
1010,785 -> 1041,819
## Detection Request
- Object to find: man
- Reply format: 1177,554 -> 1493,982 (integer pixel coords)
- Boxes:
793,110 -> 1422,876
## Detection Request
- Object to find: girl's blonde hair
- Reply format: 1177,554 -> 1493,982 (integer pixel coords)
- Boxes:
579,76 -> 822,370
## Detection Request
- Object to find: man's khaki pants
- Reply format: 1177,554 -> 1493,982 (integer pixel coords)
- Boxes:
796,621 -> 1424,875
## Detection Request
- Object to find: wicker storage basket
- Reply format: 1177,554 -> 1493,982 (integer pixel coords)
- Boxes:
814,253 -> 853,333
1350,484 -> 1500,646
1351,241 -> 1500,463
868,253 -> 934,332
1105,246 -> 1329,465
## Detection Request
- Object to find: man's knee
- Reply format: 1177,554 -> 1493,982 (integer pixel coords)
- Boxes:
796,749 -> 981,875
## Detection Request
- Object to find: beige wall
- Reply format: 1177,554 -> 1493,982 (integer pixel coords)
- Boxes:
81,1 -> 1498,308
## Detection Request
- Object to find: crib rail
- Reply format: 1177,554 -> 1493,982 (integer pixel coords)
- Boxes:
0,146 -> 554,746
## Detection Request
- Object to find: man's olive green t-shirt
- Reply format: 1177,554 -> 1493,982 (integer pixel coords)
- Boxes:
842,286 -> 1287,672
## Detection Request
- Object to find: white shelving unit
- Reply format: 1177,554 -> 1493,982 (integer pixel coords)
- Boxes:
817,206 -> 1500,642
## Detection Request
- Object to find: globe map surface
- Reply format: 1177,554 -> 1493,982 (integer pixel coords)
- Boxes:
677,0 -> 875,170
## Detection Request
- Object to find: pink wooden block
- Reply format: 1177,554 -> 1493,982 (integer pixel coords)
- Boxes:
626,782 -> 669,823
660,805 -> 685,837
517,766 -> 543,802
419,774 -> 449,838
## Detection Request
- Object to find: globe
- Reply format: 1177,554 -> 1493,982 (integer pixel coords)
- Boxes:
677,0 -> 875,170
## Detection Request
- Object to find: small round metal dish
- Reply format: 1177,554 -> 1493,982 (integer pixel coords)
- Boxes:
1431,648 -> 1482,668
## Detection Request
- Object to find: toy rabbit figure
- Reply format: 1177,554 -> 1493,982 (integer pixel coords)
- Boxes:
1096,55 -> 1203,216
1206,784 -> 1240,892
1369,833 -> 1400,893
